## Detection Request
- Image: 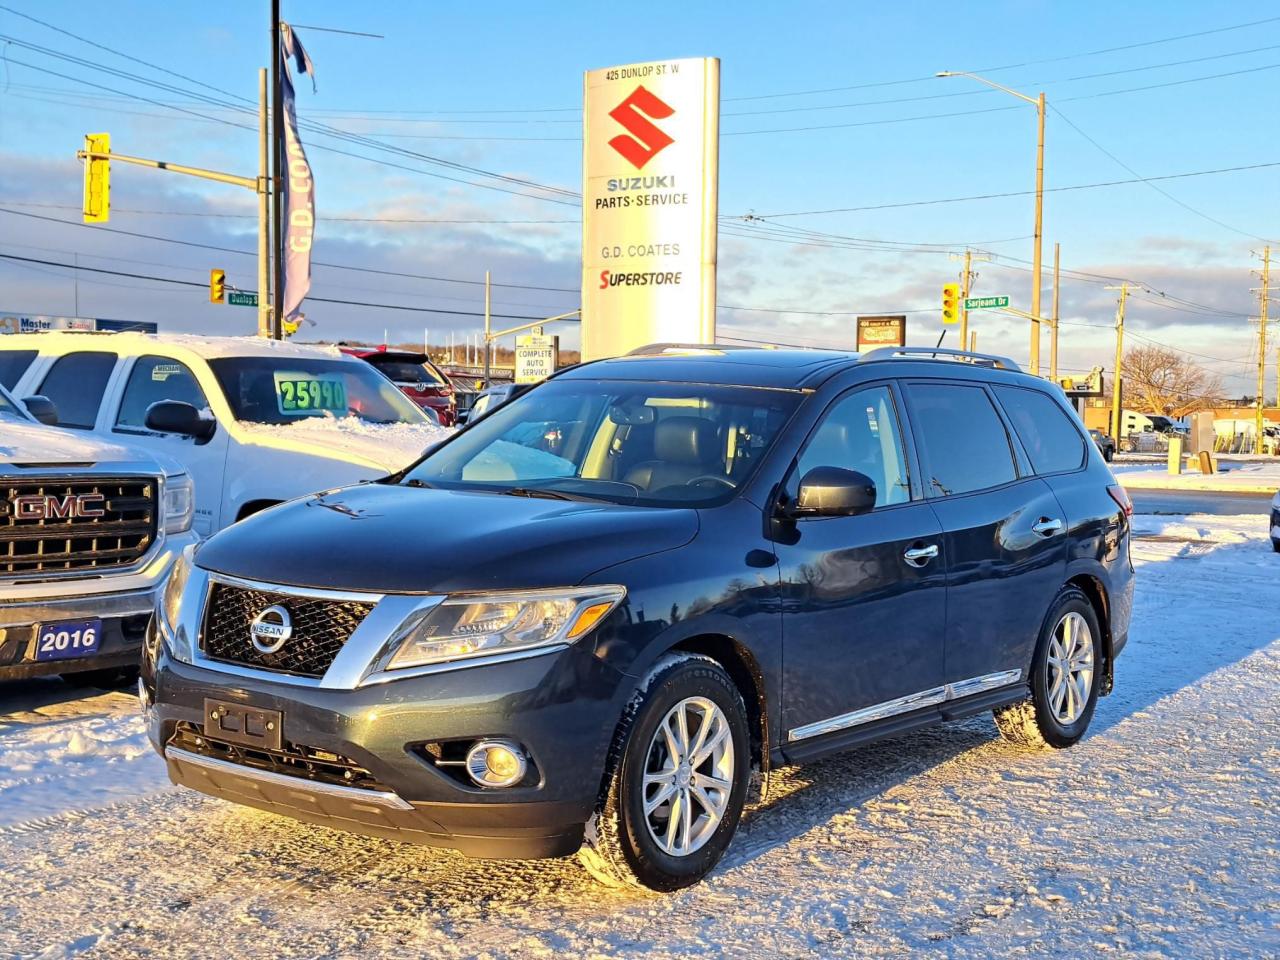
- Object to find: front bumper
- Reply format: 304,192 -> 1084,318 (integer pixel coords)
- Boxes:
146,633 -> 627,860
0,529 -> 198,680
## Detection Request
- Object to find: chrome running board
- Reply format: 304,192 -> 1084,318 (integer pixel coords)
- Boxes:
164,746 -> 415,811
787,669 -> 1023,742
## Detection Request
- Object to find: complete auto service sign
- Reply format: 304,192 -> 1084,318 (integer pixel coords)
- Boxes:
582,58 -> 720,360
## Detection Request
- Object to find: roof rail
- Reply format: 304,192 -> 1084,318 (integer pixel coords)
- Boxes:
858,346 -> 1021,371
625,343 -> 758,357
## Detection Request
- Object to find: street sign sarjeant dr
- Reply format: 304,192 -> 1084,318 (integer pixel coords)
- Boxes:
964,295 -> 1009,310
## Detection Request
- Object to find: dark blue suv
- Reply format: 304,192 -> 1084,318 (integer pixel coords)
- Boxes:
144,345 -> 1134,891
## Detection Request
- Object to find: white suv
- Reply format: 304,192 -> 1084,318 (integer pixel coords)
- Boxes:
0,333 -> 447,535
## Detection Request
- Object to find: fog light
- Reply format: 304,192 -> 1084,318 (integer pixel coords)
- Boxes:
465,739 -> 528,788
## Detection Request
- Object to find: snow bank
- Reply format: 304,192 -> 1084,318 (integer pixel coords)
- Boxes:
1114,457 -> 1280,494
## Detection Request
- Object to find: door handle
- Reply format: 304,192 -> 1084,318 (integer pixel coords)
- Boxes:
1032,517 -> 1064,537
903,543 -> 939,567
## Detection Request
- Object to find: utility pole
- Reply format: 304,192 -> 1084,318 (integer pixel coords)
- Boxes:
1030,91 -> 1046,376
1107,283 -> 1131,446
483,270 -> 492,387
270,0 -> 284,340
969,331 -> 976,352
959,248 -> 972,351
256,68 -> 272,337
1252,246 -> 1271,453
1050,242 -> 1061,382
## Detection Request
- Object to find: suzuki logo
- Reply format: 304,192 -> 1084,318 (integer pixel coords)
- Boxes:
608,86 -> 674,170
250,605 -> 293,655
12,493 -> 105,521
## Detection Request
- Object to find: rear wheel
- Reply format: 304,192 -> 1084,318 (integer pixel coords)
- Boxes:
579,655 -> 750,892
994,587 -> 1102,750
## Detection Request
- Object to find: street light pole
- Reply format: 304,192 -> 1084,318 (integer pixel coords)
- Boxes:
937,71 -> 1046,374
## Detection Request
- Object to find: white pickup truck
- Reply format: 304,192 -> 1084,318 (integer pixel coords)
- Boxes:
0,333 -> 448,535
0,382 -> 197,683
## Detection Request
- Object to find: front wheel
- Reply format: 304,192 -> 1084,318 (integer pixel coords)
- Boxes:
994,587 -> 1103,750
579,654 -> 750,892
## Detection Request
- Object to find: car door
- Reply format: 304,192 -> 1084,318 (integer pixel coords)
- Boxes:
902,380 -> 1068,691
110,354 -> 229,536
775,382 -> 948,750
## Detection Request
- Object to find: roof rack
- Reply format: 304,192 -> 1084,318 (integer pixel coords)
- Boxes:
858,346 -> 1021,371
625,343 -> 759,357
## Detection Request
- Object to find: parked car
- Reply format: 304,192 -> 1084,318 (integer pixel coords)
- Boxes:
0,332 -> 442,534
339,346 -> 457,426
144,345 -> 1133,891
0,382 -> 196,684
1271,490 -> 1279,552
1088,428 -> 1115,462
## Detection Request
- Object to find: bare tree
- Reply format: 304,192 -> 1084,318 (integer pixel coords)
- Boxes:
1121,345 -> 1223,417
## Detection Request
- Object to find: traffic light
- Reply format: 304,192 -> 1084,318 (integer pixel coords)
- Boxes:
82,133 -> 110,223
941,283 -> 960,325
210,269 -> 225,304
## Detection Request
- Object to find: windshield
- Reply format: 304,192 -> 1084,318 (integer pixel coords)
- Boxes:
0,384 -> 28,421
370,359 -> 447,385
208,356 -> 430,426
404,378 -> 802,506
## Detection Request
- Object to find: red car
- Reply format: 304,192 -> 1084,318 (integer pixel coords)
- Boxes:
339,346 -> 457,426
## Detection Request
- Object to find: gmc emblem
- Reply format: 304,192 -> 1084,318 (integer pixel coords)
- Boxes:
11,493 -> 106,521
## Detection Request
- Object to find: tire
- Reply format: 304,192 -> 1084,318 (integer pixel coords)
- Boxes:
62,665 -> 140,689
1104,447 -> 1114,463
578,654 -> 750,892
994,587 -> 1103,750
1272,538 -> 1280,554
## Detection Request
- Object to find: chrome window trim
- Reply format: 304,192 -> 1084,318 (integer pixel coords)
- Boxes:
787,669 -> 1023,742
164,746 -> 414,811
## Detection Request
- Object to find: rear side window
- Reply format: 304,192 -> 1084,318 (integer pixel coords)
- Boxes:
37,351 -> 117,429
0,350 -> 36,390
994,385 -> 1086,474
115,356 -> 209,430
907,383 -> 1017,496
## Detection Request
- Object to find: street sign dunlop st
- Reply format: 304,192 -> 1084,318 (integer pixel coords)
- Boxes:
963,295 -> 1009,310
227,291 -> 258,307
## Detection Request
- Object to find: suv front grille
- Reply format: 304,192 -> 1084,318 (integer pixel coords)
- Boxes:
200,582 -> 376,678
1,476 -> 156,577
169,722 -> 390,793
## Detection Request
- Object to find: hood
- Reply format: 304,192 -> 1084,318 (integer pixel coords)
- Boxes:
195,482 -> 700,594
0,419 -> 173,474
237,417 -> 451,472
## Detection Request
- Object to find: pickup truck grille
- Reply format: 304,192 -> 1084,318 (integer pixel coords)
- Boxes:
0,476 -> 156,577
200,582 -> 376,678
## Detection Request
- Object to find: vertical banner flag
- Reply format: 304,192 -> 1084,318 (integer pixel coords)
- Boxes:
582,58 -> 720,361
280,24 -> 316,330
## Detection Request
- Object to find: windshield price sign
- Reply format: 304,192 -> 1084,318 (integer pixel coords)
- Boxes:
274,372 -> 348,416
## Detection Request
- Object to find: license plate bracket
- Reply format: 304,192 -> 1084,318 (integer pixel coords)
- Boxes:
203,698 -> 283,751
33,618 -> 103,662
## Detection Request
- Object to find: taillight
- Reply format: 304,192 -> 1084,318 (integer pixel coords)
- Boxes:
1107,484 -> 1133,518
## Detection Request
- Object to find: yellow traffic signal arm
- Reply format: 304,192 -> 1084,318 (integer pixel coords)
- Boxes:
76,148 -> 260,192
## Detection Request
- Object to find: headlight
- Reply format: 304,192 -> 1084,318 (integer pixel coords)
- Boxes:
160,544 -> 195,633
384,585 -> 625,671
163,474 -> 194,534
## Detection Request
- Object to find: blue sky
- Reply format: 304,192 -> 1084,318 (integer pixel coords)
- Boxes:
1,1 -> 1276,393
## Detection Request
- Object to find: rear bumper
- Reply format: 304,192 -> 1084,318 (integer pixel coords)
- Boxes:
146,635 -> 627,860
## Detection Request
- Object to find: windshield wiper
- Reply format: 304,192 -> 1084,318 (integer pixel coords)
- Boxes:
502,486 -> 575,501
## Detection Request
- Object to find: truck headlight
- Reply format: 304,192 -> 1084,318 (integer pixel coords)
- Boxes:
384,585 -> 625,671
163,474 -> 194,534
160,544 -> 195,634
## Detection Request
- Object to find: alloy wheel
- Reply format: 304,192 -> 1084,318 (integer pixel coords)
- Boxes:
1047,611 -> 1094,725
641,696 -> 735,857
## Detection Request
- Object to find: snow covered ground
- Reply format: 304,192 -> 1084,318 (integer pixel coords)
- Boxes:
1113,456 -> 1280,494
1,511 -> 1277,958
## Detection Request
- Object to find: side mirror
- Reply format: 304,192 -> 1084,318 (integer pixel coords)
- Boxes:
145,400 -> 216,444
21,395 -> 58,426
455,409 -> 470,425
790,466 -> 876,518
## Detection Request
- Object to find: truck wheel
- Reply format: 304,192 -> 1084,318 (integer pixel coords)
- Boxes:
994,587 -> 1103,750
579,654 -> 750,892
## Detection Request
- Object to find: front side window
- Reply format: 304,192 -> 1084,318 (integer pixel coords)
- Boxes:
795,385 -> 911,507
0,349 -> 36,390
207,356 -> 429,426
994,385 -> 1086,475
907,382 -> 1017,496
404,378 -> 802,507
37,351 -> 117,429
115,356 -> 209,430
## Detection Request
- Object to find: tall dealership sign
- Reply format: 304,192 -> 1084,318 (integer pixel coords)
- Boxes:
856,315 -> 907,353
582,58 -> 720,360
